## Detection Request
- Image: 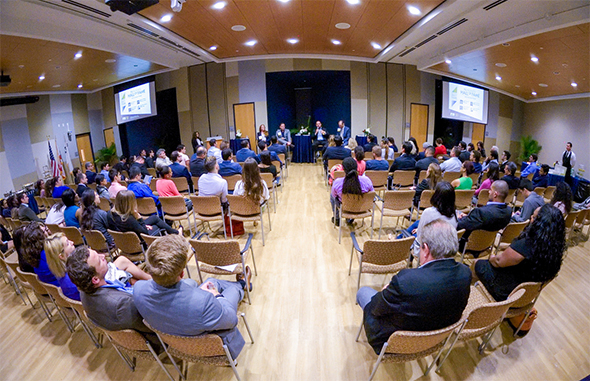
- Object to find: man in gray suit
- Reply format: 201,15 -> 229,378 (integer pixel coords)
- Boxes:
133,235 -> 252,360
16,193 -> 43,222
277,123 -> 292,147
66,246 -> 152,333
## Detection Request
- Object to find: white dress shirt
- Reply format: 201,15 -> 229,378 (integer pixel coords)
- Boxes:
439,156 -> 462,172
198,173 -> 228,203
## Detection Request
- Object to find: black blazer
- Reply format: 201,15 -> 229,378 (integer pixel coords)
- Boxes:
389,154 -> 416,172
363,259 -> 471,354
323,146 -> 352,163
457,203 -> 512,243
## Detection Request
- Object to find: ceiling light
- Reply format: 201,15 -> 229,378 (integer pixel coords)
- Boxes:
495,76 -> 501,81
335,23 -> 351,29
515,85 -> 520,88
38,75 -> 45,81
245,40 -> 257,46
105,59 -> 116,63
93,79 -> 98,81
445,59 -> 451,64
495,63 -> 506,67
371,42 -> 381,49
160,14 -> 172,22
502,42 -> 510,47
209,45 -> 218,51
287,38 -> 299,44
77,84 -> 83,88
571,82 -> 578,87
231,25 -> 246,31
530,56 -> 539,63
278,0 -> 290,2
331,39 -> 341,45
539,83 -> 548,87
74,52 -> 82,59
212,1 -> 226,9
408,5 -> 421,15
18,65 -> 25,68
346,0 -> 360,4
531,91 -> 537,96
52,84 -> 61,88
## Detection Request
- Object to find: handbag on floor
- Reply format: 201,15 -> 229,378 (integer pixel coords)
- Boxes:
225,215 -> 244,236
508,308 -> 538,337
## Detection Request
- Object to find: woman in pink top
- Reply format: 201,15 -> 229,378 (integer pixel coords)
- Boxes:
156,166 -> 181,197
353,146 -> 366,176
108,169 -> 127,199
474,162 -> 500,196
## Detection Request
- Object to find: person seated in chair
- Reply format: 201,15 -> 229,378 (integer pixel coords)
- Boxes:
389,142 -> 416,172
190,146 -> 208,178
439,147 -> 462,173
257,141 -> 282,166
312,120 -> 328,158
365,146 -> 389,171
357,220 -> 471,354
330,157 -> 374,227
169,151 -> 194,193
198,156 -> 229,211
156,166 -> 193,211
133,235 -> 252,360
363,135 -> 378,153
512,179 -> 544,222
323,135 -> 351,171
532,164 -> 549,188
218,148 -> 243,177
76,172 -> 89,198
127,166 -> 159,207
267,135 -> 287,155
502,161 -> 520,189
17,192 -> 43,222
236,140 -> 259,163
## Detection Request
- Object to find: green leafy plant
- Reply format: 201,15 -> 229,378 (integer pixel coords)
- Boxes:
94,143 -> 118,167
519,135 -> 542,162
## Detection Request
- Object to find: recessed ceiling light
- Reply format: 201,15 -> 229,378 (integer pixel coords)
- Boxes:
531,91 -> 537,96
77,84 -> 83,89
93,79 -> 98,81
346,0 -> 360,4
335,23 -> 351,29
539,83 -> 548,87
571,82 -> 578,87
553,71 -> 560,75
331,39 -> 342,45
530,56 -> 539,63
38,75 -> 45,81
371,42 -> 382,49
245,40 -> 257,46
495,76 -> 502,81
160,14 -> 172,22
408,5 -> 421,15
212,1 -> 226,9
18,65 -> 25,68
209,45 -> 218,51
27,85 -> 32,88
515,85 -> 520,88
562,63 -> 568,68
74,52 -> 82,59
52,84 -> 61,88
502,42 -> 510,47
445,59 -> 451,64
495,63 -> 507,67
105,59 -> 116,63
278,0 -> 290,2
287,38 -> 299,44
231,25 -> 246,31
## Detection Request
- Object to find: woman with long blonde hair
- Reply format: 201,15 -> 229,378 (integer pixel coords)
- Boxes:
413,163 -> 442,206
44,232 -> 80,300
234,158 -> 270,205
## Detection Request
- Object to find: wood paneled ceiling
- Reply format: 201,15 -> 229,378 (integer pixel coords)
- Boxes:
428,23 -> 589,101
139,0 -> 445,59
0,35 -> 167,94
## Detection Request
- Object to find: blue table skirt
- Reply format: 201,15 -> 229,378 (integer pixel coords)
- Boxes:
548,174 -> 588,195
293,135 -> 313,163
230,138 -> 250,155
355,135 -> 368,147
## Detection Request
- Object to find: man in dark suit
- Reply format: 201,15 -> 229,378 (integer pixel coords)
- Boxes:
415,146 -> 438,182
323,135 -> 351,170
502,162 -> 520,189
190,146 -> 208,177
130,155 -> 150,179
389,142 -> 416,172
85,162 -> 97,184
218,148 -> 243,177
357,220 -> 471,354
76,172 -> 89,198
170,150 -> 194,193
457,179 -> 512,252
458,141 -> 470,162
337,120 -> 351,145
312,120 -> 328,157
267,136 -> 287,155
235,140 -> 259,163
363,135 -> 378,153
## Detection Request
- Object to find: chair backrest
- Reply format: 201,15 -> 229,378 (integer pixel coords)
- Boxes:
136,197 -> 158,218
39,280 -> 71,308
13,219 -> 23,229
506,188 -> 517,205
364,151 -> 373,159
392,170 -> 415,187
191,177 -> 200,192
465,229 -> 500,252
533,187 -> 546,196
394,152 -> 401,159
498,220 -> 529,245
507,282 -> 544,309
543,186 -> 556,200
82,229 -> 109,252
385,318 -> 464,354
271,161 -> 282,174
383,190 -> 414,211
98,197 -> 111,212
443,171 -> 461,182
140,233 -> 160,248
16,267 -> 48,295
419,190 -> 435,209
417,170 -> 427,183
190,195 -> 223,217
515,189 -> 526,203
223,174 -> 242,191
333,171 -> 345,180
363,237 -> 415,266
455,190 -> 475,210
60,226 -> 85,246
45,223 -> 62,235
327,159 -> 343,170
143,320 -> 226,357
476,189 -> 490,206
575,208 -> 589,224
160,196 -> 188,216
260,173 -> 275,190
278,153 -> 286,164
88,318 -> 153,352
147,167 -> 157,177
468,173 -> 480,186
88,183 -> 97,191
456,229 -> 466,242
58,287 -> 86,319
189,238 -> 241,267
464,289 -> 526,331
108,229 -> 144,255
171,177 -> 189,193
342,191 -> 376,214
227,194 -> 261,216
149,179 -> 158,193
365,170 -> 389,189
34,195 -> 45,209
564,210 -> 580,229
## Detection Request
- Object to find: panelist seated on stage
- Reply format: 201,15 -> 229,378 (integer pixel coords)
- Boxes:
365,146 -> 390,171
267,136 -> 287,155
218,148 -> 243,177
357,220 -> 471,354
312,120 -> 328,156
323,135 -> 351,169
236,140 -> 260,163
276,123 -> 292,147
337,120 -> 351,145
258,141 -> 282,167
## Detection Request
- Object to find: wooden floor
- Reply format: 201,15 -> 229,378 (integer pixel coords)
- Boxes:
1,163 -> 589,381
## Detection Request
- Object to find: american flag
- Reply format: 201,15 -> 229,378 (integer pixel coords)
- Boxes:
48,141 -> 63,178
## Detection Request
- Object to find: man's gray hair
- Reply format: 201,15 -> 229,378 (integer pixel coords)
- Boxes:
419,219 -> 459,259
156,148 -> 166,157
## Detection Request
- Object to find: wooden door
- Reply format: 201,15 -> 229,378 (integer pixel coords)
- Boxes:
76,133 -> 94,167
472,123 -> 486,145
104,127 -> 115,150
233,103 -> 256,150
410,103 -> 429,146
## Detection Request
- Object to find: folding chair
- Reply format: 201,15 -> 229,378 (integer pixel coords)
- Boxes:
189,195 -> 226,238
136,197 -> 158,219
338,191 -> 376,244
377,190 -> 414,238
160,196 -> 194,237
108,230 -> 145,262
60,226 -> 86,246
227,195 -> 271,246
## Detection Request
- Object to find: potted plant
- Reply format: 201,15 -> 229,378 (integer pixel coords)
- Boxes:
518,135 -> 542,163
94,143 -> 118,167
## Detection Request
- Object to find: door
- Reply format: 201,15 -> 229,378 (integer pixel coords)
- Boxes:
472,123 -> 486,145
104,127 -> 115,150
76,133 -> 94,167
410,103 -> 429,146
233,103 -> 256,151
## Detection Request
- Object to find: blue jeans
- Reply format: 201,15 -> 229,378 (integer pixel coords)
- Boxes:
397,220 -> 420,239
356,287 -> 378,309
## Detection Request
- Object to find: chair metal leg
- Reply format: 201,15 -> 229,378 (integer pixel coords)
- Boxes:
513,308 -> 533,337
240,313 -> 255,343
436,319 -> 467,372
194,256 -> 204,284
250,246 -> 258,276
260,215 -> 265,246
266,203 -> 272,231
370,207 -> 375,239
242,258 -> 251,305
36,293 -> 54,321
338,207 -> 343,244
229,215 -> 234,239
185,265 -> 192,279
154,332 -> 186,381
368,343 -> 388,381
146,340 -> 177,381
426,329 -> 457,375
356,258 -> 363,292
107,335 -> 136,372
223,345 -> 242,381
348,244 -> 354,276
378,206 -> 384,239
356,321 -> 364,342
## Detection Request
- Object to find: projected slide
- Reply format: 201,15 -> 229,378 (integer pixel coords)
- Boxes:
448,83 -> 485,121
119,83 -> 151,116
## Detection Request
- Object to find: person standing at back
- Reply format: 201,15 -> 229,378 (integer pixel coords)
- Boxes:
557,142 -> 576,186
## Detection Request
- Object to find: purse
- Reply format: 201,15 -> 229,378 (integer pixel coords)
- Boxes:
508,308 -> 538,337
224,215 -> 244,236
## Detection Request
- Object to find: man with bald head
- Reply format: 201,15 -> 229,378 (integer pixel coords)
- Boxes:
457,179 -> 512,253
